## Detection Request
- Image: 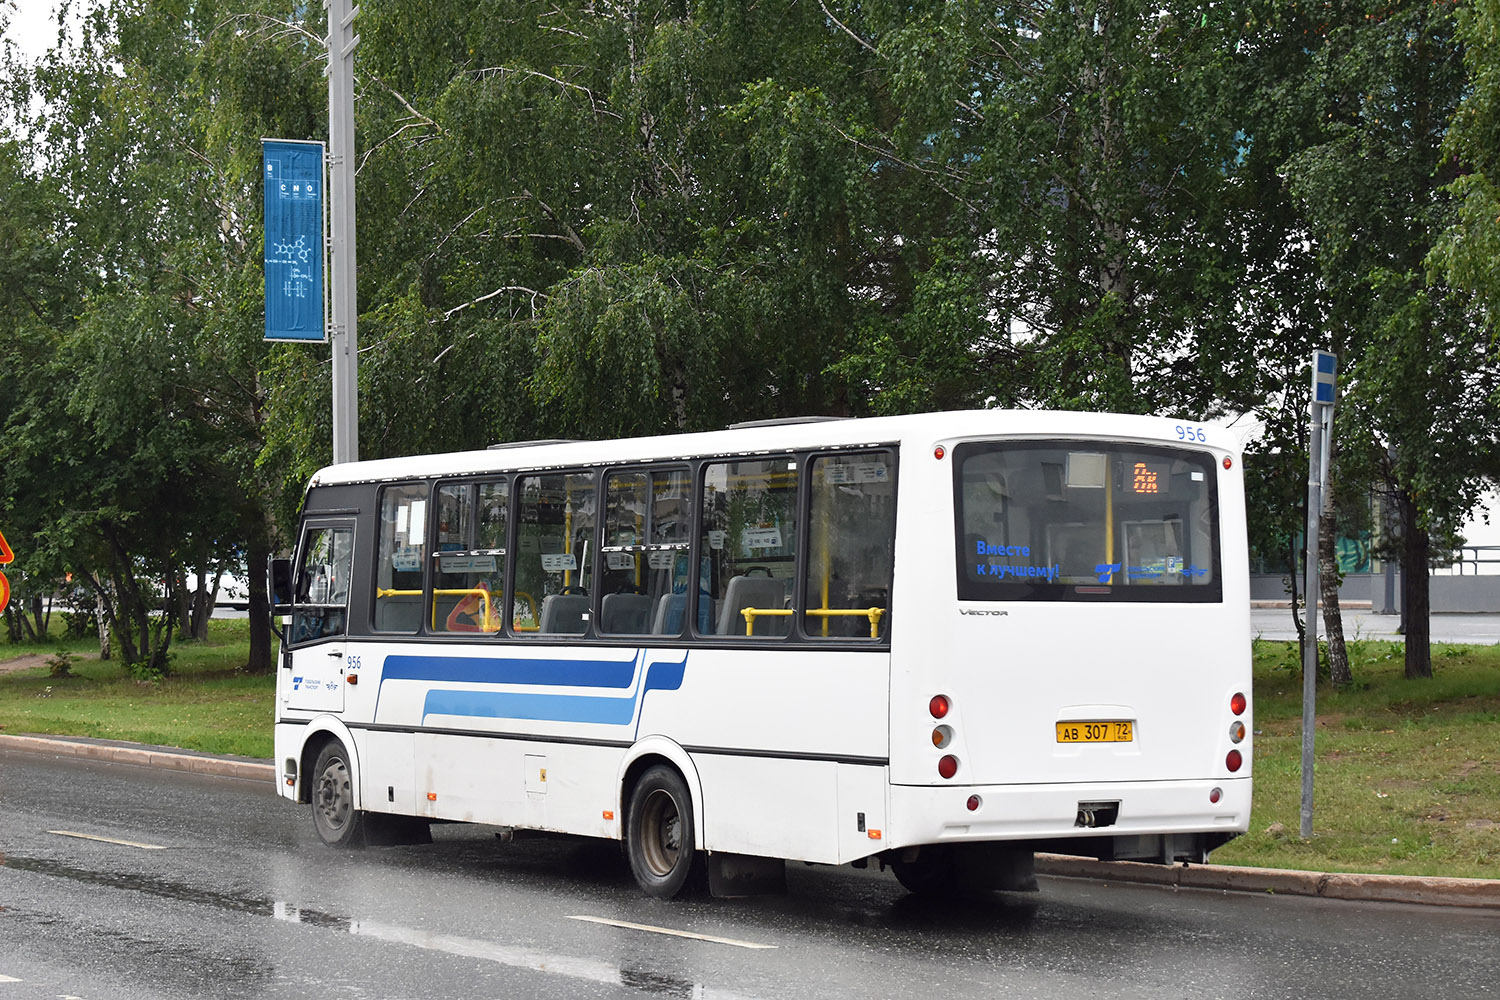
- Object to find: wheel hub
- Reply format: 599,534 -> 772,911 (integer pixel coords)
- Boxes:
641,789 -> 681,875
316,760 -> 351,831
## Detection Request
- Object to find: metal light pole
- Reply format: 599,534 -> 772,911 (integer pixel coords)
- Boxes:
326,0 -> 360,464
1300,350 -> 1337,840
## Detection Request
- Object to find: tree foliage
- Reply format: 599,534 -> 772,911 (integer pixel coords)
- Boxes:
0,0 -> 320,671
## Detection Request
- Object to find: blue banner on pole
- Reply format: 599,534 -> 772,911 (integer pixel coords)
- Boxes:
263,139 -> 325,342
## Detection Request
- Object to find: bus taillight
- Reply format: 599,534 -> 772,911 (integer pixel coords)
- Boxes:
1225,749 -> 1243,772
938,754 -> 959,779
1230,692 -> 1247,715
929,694 -> 950,719
931,725 -> 953,748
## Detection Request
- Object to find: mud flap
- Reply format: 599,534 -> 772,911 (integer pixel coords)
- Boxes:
953,844 -> 1039,893
706,853 -> 787,897
361,814 -> 434,847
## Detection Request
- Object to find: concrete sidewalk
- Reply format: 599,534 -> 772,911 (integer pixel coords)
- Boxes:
3,732 -> 1497,910
1249,607 -> 1500,644
1033,854 -> 1500,909
0,732 -> 273,782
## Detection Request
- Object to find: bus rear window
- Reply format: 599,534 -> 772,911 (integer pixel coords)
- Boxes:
954,441 -> 1221,603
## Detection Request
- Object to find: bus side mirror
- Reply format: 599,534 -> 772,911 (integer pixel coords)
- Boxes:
269,558 -> 294,614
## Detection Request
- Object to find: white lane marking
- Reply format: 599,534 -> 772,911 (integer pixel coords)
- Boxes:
48,830 -> 166,850
272,909 -> 764,999
566,914 -> 778,950
0,974 -> 21,982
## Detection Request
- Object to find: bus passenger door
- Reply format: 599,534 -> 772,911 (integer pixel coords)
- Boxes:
284,519 -> 354,714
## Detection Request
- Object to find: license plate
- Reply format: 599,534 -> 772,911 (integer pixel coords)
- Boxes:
1056,720 -> 1133,743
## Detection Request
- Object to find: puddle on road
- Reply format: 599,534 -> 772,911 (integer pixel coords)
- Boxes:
3,854 -> 761,999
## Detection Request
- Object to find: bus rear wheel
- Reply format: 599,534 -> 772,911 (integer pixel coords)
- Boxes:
311,740 -> 365,847
626,766 -> 700,898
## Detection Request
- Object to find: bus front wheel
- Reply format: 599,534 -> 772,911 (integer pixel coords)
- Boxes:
626,766 -> 700,898
311,740 -> 365,847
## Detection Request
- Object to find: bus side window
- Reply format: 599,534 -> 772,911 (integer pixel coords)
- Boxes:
700,457 -> 796,638
804,452 -> 895,639
600,470 -> 650,634
433,479 -> 508,634
374,484 -> 427,633
601,467 -> 691,636
514,471 -> 596,636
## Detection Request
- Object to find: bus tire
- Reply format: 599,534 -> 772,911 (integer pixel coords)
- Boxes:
311,739 -> 365,848
626,766 -> 700,898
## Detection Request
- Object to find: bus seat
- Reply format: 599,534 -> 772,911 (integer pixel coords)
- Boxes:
375,594 -> 423,633
538,593 -> 590,635
716,576 -> 788,636
653,592 -> 714,634
600,592 -> 653,634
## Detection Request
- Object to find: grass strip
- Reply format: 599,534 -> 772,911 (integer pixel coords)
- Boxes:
0,619 -> 272,758
1211,637 -> 1500,879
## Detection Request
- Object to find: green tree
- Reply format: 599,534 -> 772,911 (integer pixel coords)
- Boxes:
1434,0 -> 1500,321
313,0 -> 895,458
0,0 -> 327,672
1280,0 -> 1500,679
819,1 -> 1264,417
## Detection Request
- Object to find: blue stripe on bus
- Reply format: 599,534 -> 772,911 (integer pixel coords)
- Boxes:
423,690 -> 639,725
383,653 -> 638,689
642,656 -> 686,695
412,650 -> 690,727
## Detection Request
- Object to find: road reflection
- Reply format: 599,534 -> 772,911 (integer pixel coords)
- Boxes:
3,852 -> 759,999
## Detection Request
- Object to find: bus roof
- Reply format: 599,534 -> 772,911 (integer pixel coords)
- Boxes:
307,409 -> 1231,488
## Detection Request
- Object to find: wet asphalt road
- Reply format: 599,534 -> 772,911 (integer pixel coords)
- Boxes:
2,748 -> 1497,1000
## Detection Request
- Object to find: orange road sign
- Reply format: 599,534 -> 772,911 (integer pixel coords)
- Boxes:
0,526 -> 12,612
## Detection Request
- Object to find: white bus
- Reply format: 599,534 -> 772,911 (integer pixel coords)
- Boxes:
271,409 -> 1251,897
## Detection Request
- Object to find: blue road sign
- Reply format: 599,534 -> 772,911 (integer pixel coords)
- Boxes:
263,139 -> 325,342
1312,350 -> 1337,406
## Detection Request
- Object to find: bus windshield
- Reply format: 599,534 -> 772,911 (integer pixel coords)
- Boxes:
955,441 -> 1221,602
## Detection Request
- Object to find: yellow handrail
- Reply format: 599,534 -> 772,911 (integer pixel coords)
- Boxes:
378,586 -> 500,632
740,606 -> 886,639
738,607 -> 792,636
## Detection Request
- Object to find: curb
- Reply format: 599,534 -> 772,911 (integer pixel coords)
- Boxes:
1036,854 -> 1500,909
4,733 -> 1495,909
0,733 -> 274,783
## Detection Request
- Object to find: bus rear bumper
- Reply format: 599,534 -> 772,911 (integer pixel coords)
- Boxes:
888,777 -> 1251,857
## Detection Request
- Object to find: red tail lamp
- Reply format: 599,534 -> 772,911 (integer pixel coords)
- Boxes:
938,755 -> 959,780
1225,749 -> 1243,773
929,694 -> 950,719
1230,692 -> 1247,716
